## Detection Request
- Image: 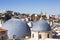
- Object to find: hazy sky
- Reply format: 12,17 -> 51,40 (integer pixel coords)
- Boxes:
0,0 -> 60,15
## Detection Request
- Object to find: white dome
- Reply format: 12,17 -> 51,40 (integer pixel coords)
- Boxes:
32,20 -> 51,32
2,18 -> 31,39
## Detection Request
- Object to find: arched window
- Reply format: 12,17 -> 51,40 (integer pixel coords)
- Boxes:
39,34 -> 41,39
47,34 -> 49,38
13,35 -> 16,39
1,36 -> 3,40
32,34 -> 34,38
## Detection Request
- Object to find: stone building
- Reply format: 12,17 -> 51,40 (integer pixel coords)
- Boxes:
31,20 -> 52,40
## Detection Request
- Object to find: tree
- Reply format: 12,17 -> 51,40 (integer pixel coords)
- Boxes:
4,13 -> 12,22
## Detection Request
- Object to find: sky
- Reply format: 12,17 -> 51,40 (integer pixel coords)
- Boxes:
0,0 -> 60,15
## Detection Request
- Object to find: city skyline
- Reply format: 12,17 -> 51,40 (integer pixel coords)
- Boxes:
0,0 -> 60,15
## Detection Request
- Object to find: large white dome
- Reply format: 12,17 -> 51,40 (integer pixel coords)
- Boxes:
2,18 -> 31,39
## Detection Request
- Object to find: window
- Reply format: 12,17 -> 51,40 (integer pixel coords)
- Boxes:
1,36 -> 3,40
32,34 -> 34,38
39,34 -> 41,39
13,35 -> 16,39
47,34 -> 49,38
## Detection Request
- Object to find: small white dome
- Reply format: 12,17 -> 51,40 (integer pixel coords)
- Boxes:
32,20 -> 51,32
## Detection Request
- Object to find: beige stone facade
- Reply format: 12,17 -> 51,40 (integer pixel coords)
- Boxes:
30,31 -> 52,40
